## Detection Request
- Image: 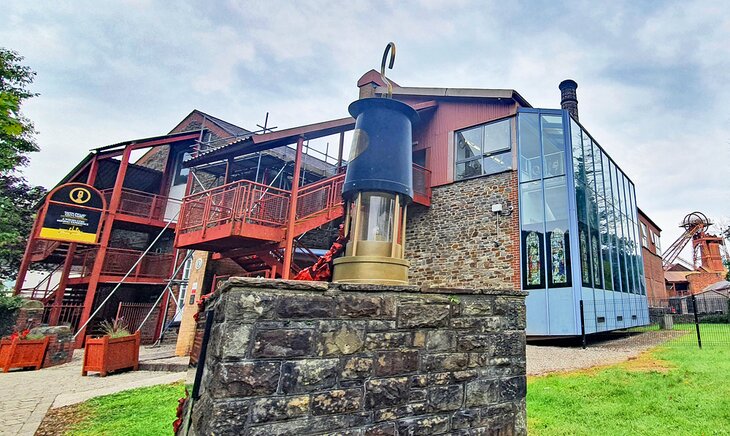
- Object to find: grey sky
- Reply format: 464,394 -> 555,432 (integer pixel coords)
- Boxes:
2,0 -> 728,251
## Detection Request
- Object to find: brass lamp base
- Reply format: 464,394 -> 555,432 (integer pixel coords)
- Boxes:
332,255 -> 409,285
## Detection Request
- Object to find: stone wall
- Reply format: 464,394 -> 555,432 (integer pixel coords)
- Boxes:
406,171 -> 519,290
186,277 -> 527,435
30,326 -> 75,368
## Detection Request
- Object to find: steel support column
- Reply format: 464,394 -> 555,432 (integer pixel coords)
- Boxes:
282,136 -> 304,279
336,131 -> 345,173
75,145 -> 133,347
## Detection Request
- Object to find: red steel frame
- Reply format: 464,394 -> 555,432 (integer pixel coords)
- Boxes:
14,133 -> 199,348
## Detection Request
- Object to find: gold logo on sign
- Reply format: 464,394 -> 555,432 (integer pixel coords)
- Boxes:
69,187 -> 91,204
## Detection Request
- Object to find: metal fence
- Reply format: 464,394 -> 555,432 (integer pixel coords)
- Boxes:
579,293 -> 730,348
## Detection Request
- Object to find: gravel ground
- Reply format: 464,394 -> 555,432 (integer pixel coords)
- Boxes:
526,330 -> 688,376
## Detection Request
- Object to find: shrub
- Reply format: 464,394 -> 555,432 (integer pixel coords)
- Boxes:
0,291 -> 24,337
99,318 -> 131,338
699,314 -> 730,324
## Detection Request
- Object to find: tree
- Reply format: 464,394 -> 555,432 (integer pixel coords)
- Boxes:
1,48 -> 39,170
0,175 -> 45,279
0,48 -> 45,281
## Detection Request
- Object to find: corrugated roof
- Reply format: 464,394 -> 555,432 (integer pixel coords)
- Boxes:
700,280 -> 730,294
185,100 -> 439,168
665,271 -> 690,282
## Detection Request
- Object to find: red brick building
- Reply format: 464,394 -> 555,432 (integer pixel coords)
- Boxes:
638,208 -> 666,304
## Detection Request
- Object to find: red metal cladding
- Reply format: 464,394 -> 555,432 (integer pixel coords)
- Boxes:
395,96 -> 516,187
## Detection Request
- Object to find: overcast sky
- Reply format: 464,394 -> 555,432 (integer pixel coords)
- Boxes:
2,0 -> 728,252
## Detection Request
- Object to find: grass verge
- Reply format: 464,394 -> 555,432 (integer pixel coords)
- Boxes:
528,330 -> 730,435
38,382 -> 186,436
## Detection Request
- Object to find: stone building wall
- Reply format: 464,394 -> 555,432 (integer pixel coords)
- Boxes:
186,277 -> 527,435
406,171 -> 520,290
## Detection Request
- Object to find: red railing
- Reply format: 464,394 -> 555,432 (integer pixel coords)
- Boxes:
116,302 -> 156,334
296,173 -> 345,221
102,188 -> 168,222
31,239 -> 61,260
177,164 -> 430,239
43,303 -> 84,331
178,179 -> 290,234
75,247 -> 174,280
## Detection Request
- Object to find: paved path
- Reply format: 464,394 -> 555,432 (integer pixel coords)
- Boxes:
0,345 -> 188,436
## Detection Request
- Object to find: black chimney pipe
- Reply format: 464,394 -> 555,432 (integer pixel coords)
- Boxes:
559,79 -> 578,121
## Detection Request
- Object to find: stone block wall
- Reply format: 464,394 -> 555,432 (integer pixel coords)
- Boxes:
406,171 -> 520,291
186,277 -> 527,435
30,326 -> 75,368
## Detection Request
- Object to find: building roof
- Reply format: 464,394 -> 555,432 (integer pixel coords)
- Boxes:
185,100 -> 439,168
637,207 -> 662,232
169,109 -> 251,138
665,271 -> 690,283
700,280 -> 730,294
92,130 -> 202,153
374,85 -> 532,108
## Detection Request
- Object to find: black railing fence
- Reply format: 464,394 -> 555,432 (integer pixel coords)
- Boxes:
578,293 -> 730,348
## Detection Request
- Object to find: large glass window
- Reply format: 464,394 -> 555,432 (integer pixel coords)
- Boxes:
519,114 -> 541,182
542,115 -> 566,178
545,176 -> 571,288
518,112 -> 572,291
520,181 -> 545,289
455,118 -> 512,180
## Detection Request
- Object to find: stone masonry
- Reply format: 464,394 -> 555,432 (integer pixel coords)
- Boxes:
406,172 -> 520,291
186,277 -> 527,435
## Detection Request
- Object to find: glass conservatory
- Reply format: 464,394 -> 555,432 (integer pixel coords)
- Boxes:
517,108 -> 648,336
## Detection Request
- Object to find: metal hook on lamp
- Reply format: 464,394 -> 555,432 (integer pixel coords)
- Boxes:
380,42 -> 396,98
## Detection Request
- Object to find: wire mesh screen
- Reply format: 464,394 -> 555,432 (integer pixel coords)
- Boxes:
579,293 -> 730,348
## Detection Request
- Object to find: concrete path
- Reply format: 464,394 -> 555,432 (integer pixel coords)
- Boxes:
0,345 -> 188,436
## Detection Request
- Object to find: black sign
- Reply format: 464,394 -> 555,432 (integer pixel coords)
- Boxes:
39,183 -> 106,244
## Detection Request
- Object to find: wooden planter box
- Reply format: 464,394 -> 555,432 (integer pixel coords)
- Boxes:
0,337 -> 50,373
82,331 -> 140,377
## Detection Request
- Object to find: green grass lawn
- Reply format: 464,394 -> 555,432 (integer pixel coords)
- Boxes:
63,383 -> 186,436
528,328 -> 730,435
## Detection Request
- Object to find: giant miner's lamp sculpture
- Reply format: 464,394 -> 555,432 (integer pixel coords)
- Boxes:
333,45 -> 418,285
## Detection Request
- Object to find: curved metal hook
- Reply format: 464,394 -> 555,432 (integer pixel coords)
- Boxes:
380,42 -> 396,98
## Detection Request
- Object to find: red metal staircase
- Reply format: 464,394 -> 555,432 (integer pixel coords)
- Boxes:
175,172 -> 346,252
175,165 -> 431,278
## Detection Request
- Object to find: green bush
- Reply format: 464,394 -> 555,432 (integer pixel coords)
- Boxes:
699,314 -> 729,324
0,291 -> 25,337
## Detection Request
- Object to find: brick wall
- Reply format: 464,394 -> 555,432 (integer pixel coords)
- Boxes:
405,171 -> 518,290
187,277 -> 527,435
688,271 -> 724,294
643,249 -> 668,304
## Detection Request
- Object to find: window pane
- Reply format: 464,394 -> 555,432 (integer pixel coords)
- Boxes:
483,151 -> 512,174
518,113 -> 541,182
599,195 -> 614,291
484,119 -> 511,154
455,160 -> 483,180
520,180 -> 545,289
541,115 -> 565,178
592,143 -> 604,197
456,126 -> 482,162
570,120 -> 585,185
520,181 -> 544,226
544,176 -> 571,288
